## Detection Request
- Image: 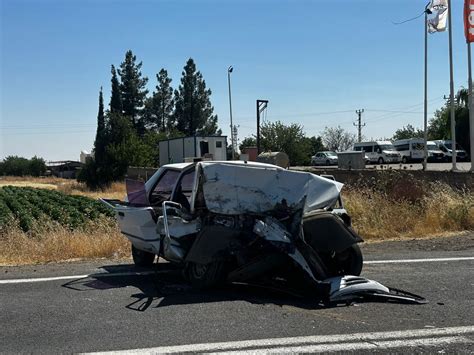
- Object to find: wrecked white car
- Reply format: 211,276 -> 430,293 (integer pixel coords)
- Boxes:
102,161 -> 425,304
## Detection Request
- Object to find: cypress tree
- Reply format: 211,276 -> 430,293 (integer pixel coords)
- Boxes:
110,65 -> 123,114
143,68 -> 174,132
118,50 -> 148,129
94,87 -> 107,164
174,58 -> 220,136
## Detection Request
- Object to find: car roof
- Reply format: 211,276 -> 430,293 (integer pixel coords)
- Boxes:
161,160 -> 283,171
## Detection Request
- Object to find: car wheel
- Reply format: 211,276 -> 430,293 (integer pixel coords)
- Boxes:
131,245 -> 155,267
324,244 -> 363,277
326,160 -> 330,166
402,156 -> 408,164
185,261 -> 226,289
378,157 -> 384,164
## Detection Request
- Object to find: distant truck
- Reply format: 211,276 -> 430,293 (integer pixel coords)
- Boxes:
159,136 -> 228,167
353,141 -> 401,164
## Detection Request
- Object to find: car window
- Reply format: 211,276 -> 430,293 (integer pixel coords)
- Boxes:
172,168 -> 196,209
179,169 -> 196,194
149,169 -> 180,205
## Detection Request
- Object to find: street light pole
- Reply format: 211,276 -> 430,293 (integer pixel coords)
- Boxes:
447,0 -> 457,171
227,66 -> 234,160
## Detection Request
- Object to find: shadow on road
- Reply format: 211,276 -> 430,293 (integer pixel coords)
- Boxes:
61,263 -> 327,312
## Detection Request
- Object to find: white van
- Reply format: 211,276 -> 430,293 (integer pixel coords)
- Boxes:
433,140 -> 468,162
426,141 -> 446,162
393,138 -> 425,163
353,141 -> 401,164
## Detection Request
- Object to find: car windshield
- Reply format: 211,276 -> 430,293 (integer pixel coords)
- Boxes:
378,144 -> 395,151
325,152 -> 337,157
444,143 -> 463,150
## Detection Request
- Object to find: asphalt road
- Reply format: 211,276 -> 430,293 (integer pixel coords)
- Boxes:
1,236 -> 473,354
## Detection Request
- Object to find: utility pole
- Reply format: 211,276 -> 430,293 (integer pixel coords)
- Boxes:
232,125 -> 239,156
354,109 -> 365,143
447,0 -> 457,171
256,100 -> 269,155
227,66 -> 234,159
423,2 -> 430,171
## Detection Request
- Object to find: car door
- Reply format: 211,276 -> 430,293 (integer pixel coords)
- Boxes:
104,168 -> 182,255
315,153 -> 323,165
158,166 -> 200,262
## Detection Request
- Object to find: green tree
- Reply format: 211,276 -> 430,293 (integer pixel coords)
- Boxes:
94,87 -> 107,165
109,65 -> 123,114
260,121 -> 309,165
143,69 -> 174,132
305,136 -> 326,156
321,126 -> 355,151
174,58 -> 220,136
1,156 -> 32,176
28,156 -> 46,176
239,137 -> 257,151
118,50 -> 148,131
427,87 -> 470,152
392,124 -> 424,141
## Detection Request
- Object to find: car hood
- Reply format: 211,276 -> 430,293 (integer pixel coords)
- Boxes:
199,163 -> 343,215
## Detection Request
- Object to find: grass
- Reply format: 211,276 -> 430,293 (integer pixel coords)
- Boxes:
0,221 -> 129,265
345,182 -> 474,241
0,175 -> 472,265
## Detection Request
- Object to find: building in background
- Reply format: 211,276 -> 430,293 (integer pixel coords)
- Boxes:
80,150 -> 92,163
47,161 -> 84,179
159,136 -> 228,166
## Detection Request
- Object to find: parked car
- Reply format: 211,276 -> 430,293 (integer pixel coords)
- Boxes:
393,138 -> 425,164
102,161 -> 363,299
353,141 -> 401,164
311,151 -> 338,166
433,140 -> 468,162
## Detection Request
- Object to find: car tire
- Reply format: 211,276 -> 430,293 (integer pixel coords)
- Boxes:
378,157 -> 384,164
185,261 -> 226,289
326,160 -> 330,166
131,245 -> 155,267
402,156 -> 408,164
325,244 -> 363,277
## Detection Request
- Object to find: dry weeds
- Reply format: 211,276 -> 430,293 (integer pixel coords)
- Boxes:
345,182 -> 474,241
0,221 -> 129,265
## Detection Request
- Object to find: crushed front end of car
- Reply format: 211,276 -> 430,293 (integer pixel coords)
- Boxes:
160,162 -> 377,303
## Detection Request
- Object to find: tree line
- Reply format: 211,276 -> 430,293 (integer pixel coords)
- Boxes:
80,50 -> 220,189
0,156 -> 47,177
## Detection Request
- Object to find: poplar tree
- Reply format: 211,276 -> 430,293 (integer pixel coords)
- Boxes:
143,69 -> 174,132
109,65 -> 123,114
118,50 -> 148,130
174,58 -> 220,136
94,87 -> 107,164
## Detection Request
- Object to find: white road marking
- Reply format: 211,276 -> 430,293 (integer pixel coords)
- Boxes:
364,256 -> 474,264
0,270 -> 160,284
83,326 -> 474,354
0,256 -> 473,284
211,336 -> 470,354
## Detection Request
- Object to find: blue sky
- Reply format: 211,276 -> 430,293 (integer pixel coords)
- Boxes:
1,0 -> 471,161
